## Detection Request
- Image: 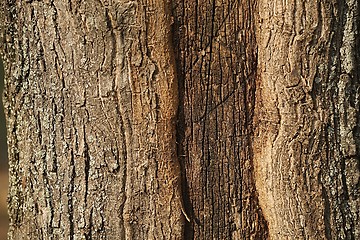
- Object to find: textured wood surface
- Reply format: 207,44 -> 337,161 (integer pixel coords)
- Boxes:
254,0 -> 360,239
0,0 -> 359,239
1,0 -> 184,239
173,0 -> 268,238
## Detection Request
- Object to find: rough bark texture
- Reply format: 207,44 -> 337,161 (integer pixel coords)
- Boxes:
254,0 -> 360,239
0,60 -> 7,164
1,0 -> 359,239
173,0 -> 268,239
1,0 -> 184,239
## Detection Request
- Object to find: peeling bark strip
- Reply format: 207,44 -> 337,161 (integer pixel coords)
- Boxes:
1,0 -> 184,239
254,0 -> 360,239
173,0 -> 269,238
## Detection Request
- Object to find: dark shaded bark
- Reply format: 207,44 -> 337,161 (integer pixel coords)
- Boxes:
173,0 -> 268,239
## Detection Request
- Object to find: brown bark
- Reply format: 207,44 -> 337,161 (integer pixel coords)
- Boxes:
254,0 -> 360,239
173,0 -> 268,239
0,0 -> 359,239
1,0 -> 184,239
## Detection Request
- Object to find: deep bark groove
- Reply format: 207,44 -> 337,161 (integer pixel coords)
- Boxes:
173,0 -> 268,238
1,0 -> 359,239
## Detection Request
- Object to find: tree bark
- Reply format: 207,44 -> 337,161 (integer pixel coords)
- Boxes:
254,0 -> 360,239
1,0 -> 184,239
173,0 -> 268,239
1,0 -> 359,239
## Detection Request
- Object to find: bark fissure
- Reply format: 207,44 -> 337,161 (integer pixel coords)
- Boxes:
1,0 -> 359,239
174,0 -> 268,238
68,150 -> 75,240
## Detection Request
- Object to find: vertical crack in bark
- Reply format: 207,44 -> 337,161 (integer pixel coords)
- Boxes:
174,0 -> 269,238
68,150 -> 75,240
321,178 -> 333,239
3,0 -> 359,239
83,125 -> 90,205
172,3 -> 194,238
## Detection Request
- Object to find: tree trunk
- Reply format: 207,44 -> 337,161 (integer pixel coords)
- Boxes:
254,1 -> 360,238
0,0 -> 359,240
1,1 -> 184,239
173,0 -> 268,239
